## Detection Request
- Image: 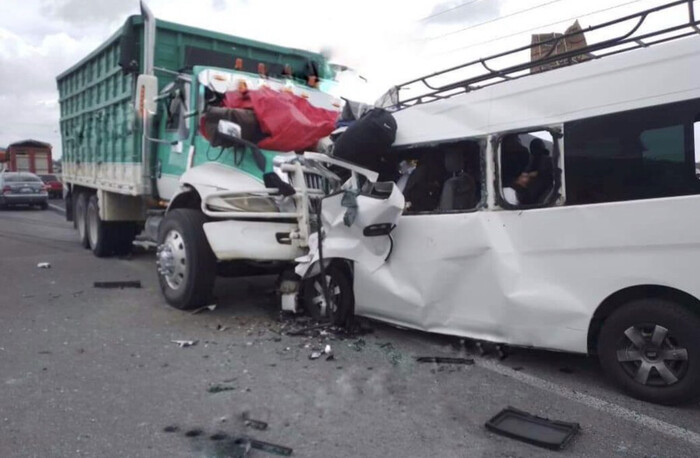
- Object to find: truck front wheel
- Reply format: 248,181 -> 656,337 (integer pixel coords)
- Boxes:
157,209 -> 216,310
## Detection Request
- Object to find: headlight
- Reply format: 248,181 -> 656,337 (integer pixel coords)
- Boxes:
208,194 -> 280,213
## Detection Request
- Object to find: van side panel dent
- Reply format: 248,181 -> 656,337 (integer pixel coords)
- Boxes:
354,195 -> 700,354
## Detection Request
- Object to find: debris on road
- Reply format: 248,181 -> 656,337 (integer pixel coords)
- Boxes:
416,356 -> 474,365
250,438 -> 293,456
208,384 -> 235,394
242,412 -> 268,431
485,407 -> 580,450
191,304 -> 217,315
37,262 -> 51,269
171,340 -> 198,348
285,322 -> 331,336
350,338 -> 366,352
308,351 -> 323,360
93,280 -> 142,289
216,324 -> 229,332
309,344 -> 333,361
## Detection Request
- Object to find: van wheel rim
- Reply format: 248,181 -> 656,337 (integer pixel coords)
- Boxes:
157,230 -> 187,291
616,324 -> 689,386
310,275 -> 341,318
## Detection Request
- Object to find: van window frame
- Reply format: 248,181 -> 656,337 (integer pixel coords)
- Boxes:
493,126 -> 564,211
563,98 -> 700,206
390,137 -> 488,216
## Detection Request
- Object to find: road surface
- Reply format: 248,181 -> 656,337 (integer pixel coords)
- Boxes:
1,207 -> 699,457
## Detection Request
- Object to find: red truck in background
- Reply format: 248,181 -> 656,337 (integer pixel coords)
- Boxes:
4,140 -> 53,174
1,140 -> 62,198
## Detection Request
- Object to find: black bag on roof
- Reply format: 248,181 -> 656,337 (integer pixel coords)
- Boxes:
332,108 -> 397,172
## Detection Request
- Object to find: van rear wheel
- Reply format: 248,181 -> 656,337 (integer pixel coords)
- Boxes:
157,209 -> 216,310
598,298 -> 700,405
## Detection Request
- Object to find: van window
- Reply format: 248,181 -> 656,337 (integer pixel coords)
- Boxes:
498,130 -> 557,208
565,99 -> 700,205
391,140 -> 482,214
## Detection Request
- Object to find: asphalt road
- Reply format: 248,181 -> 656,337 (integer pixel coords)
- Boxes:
1,207 -> 699,458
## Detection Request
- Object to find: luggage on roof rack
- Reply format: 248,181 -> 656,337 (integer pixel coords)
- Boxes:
380,0 -> 700,111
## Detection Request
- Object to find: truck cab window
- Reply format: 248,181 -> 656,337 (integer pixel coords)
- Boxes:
164,81 -> 190,136
499,130 -> 556,208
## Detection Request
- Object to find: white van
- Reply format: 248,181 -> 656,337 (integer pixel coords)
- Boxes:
199,1 -> 700,405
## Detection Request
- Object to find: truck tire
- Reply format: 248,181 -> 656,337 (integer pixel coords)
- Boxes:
87,194 -> 110,257
598,298 -> 700,405
302,264 -> 354,326
75,192 -> 90,249
157,209 -> 216,310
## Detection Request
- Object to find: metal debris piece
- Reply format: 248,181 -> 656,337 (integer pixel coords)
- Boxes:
172,340 -> 198,348
250,438 -> 293,456
191,304 -> 217,315
351,339 -> 366,352
285,323 -> 330,336
37,262 -> 51,269
242,412 -> 268,431
309,351 -> 323,360
208,384 -> 235,394
485,407 -> 580,450
93,280 -> 142,289
416,356 -> 474,365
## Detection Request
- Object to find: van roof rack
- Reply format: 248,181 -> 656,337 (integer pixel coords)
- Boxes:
383,0 -> 700,111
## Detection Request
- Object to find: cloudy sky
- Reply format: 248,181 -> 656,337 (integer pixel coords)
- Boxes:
0,0 -> 687,157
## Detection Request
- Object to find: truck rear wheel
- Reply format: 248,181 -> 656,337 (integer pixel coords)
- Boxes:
86,195 -> 135,257
75,192 -> 90,249
157,209 -> 216,310
598,298 -> 700,405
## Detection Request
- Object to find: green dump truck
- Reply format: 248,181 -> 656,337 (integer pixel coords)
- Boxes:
57,2 -> 342,309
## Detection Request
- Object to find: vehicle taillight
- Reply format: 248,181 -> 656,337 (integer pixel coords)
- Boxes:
43,185 -> 51,191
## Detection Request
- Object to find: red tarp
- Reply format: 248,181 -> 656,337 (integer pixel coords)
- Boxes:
219,86 -> 338,152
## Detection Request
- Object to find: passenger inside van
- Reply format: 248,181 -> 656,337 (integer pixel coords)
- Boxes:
399,140 -> 481,213
501,134 -> 530,205
522,138 -> 554,204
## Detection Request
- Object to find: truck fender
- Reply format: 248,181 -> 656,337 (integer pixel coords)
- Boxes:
166,186 -> 201,212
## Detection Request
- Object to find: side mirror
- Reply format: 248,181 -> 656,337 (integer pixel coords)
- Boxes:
135,74 -> 158,119
214,120 -> 267,173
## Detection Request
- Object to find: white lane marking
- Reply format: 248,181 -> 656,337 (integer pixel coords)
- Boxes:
48,203 -> 65,214
477,358 -> 700,447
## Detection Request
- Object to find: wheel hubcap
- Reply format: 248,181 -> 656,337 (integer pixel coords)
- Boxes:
157,230 -> 187,290
616,324 -> 689,386
310,275 -> 341,318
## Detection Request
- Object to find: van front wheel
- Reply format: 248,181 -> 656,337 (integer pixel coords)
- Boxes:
302,264 -> 354,326
157,209 -> 216,310
598,298 -> 700,405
